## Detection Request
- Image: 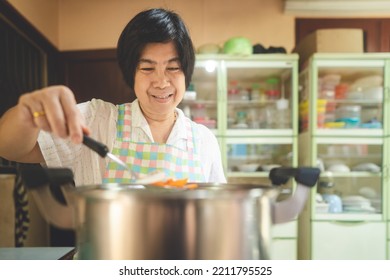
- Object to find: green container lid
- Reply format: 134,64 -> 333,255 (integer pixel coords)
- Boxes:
236,111 -> 247,118
266,77 -> 280,84
251,83 -> 261,89
187,83 -> 195,91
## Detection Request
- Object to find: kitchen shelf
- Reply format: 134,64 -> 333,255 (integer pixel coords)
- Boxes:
181,99 -> 217,105
320,172 -> 382,178
314,213 -> 383,221
225,129 -> 294,137
315,129 -> 384,137
227,172 -> 270,178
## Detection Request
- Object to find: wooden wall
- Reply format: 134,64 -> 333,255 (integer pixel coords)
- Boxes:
60,49 -> 135,104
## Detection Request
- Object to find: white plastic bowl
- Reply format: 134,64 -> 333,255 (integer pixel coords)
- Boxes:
261,164 -> 282,172
237,163 -> 259,172
327,164 -> 350,172
350,75 -> 382,91
363,86 -> 383,101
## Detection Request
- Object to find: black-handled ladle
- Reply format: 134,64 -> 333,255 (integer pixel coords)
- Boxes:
82,134 -> 131,171
82,135 -> 165,184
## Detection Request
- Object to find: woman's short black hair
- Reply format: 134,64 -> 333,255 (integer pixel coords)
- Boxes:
117,8 -> 195,90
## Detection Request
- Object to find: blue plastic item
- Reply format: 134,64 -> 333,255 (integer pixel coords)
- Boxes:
322,194 -> 343,213
335,118 -> 360,128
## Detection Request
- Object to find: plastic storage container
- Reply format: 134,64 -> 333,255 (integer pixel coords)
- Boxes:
335,105 -> 361,128
184,83 -> 197,100
192,104 -> 207,121
235,111 -> 248,128
228,80 -> 240,101
299,99 -> 327,130
274,99 -> 290,128
265,77 -> 281,100
251,83 -> 261,101
335,83 -> 349,99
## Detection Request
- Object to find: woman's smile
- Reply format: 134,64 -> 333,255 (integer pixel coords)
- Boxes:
149,90 -> 175,103
150,92 -> 174,99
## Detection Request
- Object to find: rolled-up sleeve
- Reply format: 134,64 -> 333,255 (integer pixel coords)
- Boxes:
37,99 -> 117,186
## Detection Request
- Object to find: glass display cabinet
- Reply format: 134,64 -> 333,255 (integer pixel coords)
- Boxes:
180,54 -> 300,259
298,53 -> 390,260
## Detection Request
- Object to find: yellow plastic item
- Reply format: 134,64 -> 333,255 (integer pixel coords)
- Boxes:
299,99 -> 327,110
324,122 -> 345,128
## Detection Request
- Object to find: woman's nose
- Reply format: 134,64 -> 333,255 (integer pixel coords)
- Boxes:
152,70 -> 170,88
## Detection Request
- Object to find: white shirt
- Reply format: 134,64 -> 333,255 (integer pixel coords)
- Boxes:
38,99 -> 226,186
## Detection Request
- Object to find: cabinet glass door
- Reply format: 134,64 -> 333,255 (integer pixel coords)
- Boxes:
299,56 -> 386,136
225,137 -> 295,187
319,67 -> 383,130
224,60 -> 295,135
179,59 -> 219,131
314,140 -> 383,220
227,142 -> 293,174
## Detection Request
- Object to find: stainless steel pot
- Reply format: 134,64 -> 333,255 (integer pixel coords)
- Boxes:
21,166 -> 319,260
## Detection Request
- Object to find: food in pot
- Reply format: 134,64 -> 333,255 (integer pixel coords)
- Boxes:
151,178 -> 198,189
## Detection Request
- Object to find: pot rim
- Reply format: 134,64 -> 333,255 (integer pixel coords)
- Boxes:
71,183 -> 279,201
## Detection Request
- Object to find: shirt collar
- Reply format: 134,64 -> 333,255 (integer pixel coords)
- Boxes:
130,99 -> 188,142
169,109 -> 188,141
130,100 -> 147,128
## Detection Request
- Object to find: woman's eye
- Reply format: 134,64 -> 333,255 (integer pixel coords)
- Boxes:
139,67 -> 154,72
167,67 -> 181,72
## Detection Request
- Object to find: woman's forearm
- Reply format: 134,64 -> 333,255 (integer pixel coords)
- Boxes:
0,106 -> 42,162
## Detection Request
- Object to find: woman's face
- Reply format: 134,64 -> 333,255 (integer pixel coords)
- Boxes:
134,41 -> 185,118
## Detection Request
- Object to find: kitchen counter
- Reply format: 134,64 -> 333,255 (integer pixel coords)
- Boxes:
0,247 -> 76,260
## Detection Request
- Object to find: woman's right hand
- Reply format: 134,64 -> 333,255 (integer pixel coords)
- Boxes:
0,85 -> 90,162
17,85 -> 90,144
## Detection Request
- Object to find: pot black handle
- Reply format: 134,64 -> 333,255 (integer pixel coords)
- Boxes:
82,135 -> 109,158
0,165 -> 17,174
19,165 -> 74,190
269,167 -> 320,187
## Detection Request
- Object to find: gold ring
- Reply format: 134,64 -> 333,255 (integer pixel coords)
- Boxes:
32,111 -> 46,118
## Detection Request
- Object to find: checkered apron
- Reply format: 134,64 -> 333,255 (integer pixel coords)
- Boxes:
102,104 -> 205,183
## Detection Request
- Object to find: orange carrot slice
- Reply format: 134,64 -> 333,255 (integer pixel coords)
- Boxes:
149,178 -> 198,189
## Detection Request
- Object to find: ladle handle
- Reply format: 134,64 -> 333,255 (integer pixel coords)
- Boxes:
82,135 -> 109,158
